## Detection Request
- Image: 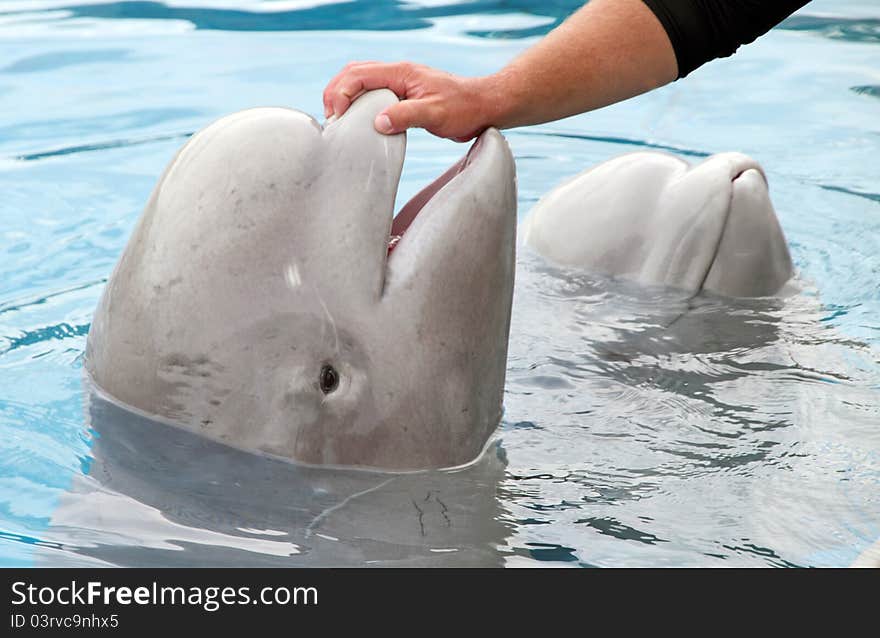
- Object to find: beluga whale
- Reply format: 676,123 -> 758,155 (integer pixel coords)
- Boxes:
522,152 -> 794,297
85,89 -> 517,471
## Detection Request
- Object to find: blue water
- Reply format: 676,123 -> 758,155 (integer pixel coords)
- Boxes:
1,0 -> 878,567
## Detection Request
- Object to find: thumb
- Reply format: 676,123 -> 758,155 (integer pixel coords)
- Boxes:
374,100 -> 434,135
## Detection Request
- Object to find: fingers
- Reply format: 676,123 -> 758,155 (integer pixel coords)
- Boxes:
323,61 -> 373,117
322,61 -> 475,140
375,99 -> 440,135
323,62 -> 416,119
325,79 -> 366,120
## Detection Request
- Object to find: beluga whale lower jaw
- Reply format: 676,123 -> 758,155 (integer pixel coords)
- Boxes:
522,151 -> 794,297
85,89 -> 517,471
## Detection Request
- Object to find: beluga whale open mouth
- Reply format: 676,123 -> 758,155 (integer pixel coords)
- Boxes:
387,133 -> 488,255
85,89 -> 517,471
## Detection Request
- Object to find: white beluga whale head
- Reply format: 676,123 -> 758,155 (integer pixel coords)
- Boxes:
85,89 -> 517,470
522,151 -> 794,297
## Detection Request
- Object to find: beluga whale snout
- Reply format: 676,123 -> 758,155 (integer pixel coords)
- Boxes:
85,89 -> 517,470
522,151 -> 794,297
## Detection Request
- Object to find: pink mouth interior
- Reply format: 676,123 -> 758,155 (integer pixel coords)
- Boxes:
387,136 -> 482,255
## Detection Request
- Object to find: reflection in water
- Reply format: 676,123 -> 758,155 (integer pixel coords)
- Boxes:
41,386 -> 511,567
499,253 -> 879,566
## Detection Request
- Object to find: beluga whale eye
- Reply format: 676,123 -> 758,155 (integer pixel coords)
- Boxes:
319,364 -> 339,394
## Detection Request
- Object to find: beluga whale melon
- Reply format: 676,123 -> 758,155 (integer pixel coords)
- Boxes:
85,89 -> 517,471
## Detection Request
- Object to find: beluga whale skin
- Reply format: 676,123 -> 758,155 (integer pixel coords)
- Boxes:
85,89 -> 517,471
522,151 -> 794,297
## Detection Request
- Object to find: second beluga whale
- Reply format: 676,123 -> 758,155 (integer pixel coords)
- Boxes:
522,151 -> 794,297
85,89 -> 517,471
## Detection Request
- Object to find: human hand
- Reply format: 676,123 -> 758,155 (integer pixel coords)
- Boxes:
322,62 -> 501,142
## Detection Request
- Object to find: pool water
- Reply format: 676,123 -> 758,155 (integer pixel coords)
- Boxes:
1,0 -> 878,567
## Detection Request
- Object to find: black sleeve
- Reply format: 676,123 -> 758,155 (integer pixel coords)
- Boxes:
640,0 -> 810,78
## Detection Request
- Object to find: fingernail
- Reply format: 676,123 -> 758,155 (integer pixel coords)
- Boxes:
375,114 -> 393,134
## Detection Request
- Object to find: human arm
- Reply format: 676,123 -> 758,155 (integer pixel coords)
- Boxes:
323,0 -> 809,141
323,0 -> 676,141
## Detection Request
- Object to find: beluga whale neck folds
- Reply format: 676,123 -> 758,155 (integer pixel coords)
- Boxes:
522,151 -> 794,297
85,89 -> 517,471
